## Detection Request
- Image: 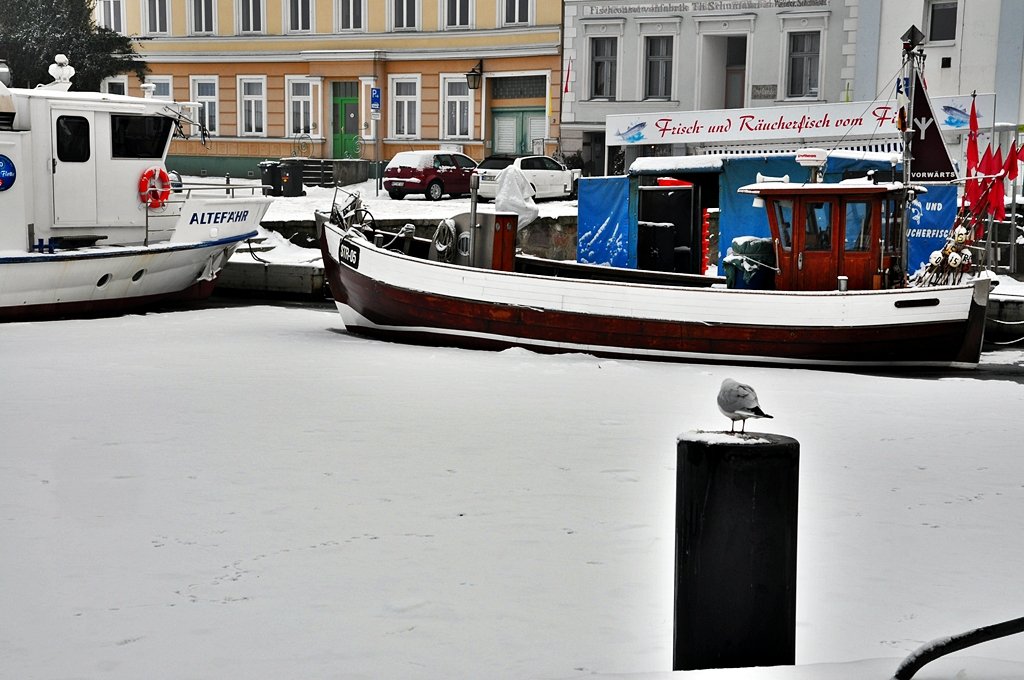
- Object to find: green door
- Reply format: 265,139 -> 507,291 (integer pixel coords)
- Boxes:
491,109 -> 546,155
332,82 -> 361,159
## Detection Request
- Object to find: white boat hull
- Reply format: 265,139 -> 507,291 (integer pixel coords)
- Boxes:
0,231 -> 255,321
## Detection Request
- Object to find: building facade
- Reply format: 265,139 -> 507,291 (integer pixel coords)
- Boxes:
560,0 -> 1024,175
98,0 -> 563,176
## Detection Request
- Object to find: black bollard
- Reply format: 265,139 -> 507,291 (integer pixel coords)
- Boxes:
674,431 -> 799,671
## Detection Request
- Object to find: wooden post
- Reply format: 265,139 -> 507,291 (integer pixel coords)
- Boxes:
674,431 -> 799,671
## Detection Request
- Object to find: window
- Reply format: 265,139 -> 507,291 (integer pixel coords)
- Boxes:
146,76 -> 173,101
238,77 -> 266,136
146,0 -> 169,34
239,0 -> 264,32
101,77 -> 127,95
446,0 -> 470,28
644,36 -> 673,99
786,31 -> 820,99
844,202 -> 872,252
443,79 -> 471,138
56,116 -> 90,162
504,0 -> 528,25
805,201 -> 832,250
192,0 -> 216,33
192,77 -> 219,135
775,200 -> 794,250
338,0 -> 362,30
287,78 -> 322,135
926,1 -> 957,42
288,0 -> 312,31
393,0 -> 416,29
591,37 -> 617,99
111,115 -> 174,159
96,0 -> 124,32
391,78 -> 419,137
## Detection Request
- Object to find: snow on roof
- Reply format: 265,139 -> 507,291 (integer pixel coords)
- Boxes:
629,155 -> 724,175
629,149 -> 902,176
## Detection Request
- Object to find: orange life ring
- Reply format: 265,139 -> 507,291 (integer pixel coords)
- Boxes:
138,166 -> 171,209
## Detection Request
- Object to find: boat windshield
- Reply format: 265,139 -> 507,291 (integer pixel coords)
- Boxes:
110,114 -> 174,159
844,201 -> 872,251
804,201 -> 832,250
774,200 -> 794,250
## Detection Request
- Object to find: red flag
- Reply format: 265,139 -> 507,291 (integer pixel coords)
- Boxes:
966,98 -> 980,206
989,147 -> 1005,221
1007,141 -> 1019,181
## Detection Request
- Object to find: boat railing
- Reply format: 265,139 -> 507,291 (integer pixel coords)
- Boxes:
172,182 -> 271,200
140,180 -> 270,245
981,214 -> 1024,275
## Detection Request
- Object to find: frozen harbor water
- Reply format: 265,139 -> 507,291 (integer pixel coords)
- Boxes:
2,304 -> 1024,679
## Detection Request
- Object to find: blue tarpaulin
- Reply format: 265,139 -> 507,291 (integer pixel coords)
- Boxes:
577,176 -> 635,268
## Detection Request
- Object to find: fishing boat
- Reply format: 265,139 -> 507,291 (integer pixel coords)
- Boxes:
314,34 -> 990,370
0,55 -> 272,321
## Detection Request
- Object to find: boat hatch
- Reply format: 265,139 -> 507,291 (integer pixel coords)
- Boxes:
749,183 -> 908,291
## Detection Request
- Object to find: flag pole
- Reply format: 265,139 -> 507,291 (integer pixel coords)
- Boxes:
899,35 -> 921,287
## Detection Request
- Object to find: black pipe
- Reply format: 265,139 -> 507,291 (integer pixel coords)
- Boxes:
893,616 -> 1024,680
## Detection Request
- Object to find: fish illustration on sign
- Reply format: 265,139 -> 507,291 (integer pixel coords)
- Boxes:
941,104 -> 978,128
615,121 -> 647,143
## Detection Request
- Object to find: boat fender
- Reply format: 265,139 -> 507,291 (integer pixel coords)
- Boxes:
138,166 -> 172,209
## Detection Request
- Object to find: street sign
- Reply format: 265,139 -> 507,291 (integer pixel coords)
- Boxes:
371,111 -> 381,121
370,88 -> 381,111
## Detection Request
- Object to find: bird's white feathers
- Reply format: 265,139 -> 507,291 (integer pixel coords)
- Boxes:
717,378 -> 772,432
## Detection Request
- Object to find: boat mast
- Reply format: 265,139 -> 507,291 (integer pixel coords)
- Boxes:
899,27 -> 926,286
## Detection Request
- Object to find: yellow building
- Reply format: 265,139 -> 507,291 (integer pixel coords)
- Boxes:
97,0 -> 563,176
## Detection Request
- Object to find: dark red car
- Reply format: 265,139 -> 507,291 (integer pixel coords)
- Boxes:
382,150 -> 478,200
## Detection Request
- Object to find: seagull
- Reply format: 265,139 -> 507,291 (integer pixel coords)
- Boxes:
717,378 -> 773,432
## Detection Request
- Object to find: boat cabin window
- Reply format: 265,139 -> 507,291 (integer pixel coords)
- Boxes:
804,201 -> 832,250
881,198 -> 901,252
844,201 -> 872,251
111,114 -> 175,159
774,200 -> 794,250
56,116 -> 91,162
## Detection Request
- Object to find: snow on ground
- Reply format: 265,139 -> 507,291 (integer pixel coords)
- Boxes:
224,177 -> 578,224
2,305 -> 1024,679
220,177 -> 578,265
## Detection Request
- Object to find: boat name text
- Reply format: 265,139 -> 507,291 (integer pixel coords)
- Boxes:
188,210 -> 251,225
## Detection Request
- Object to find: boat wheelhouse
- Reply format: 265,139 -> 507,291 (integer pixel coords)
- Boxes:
0,55 -> 272,321
739,179 -> 911,291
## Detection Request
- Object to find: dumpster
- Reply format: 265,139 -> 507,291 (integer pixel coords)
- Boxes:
723,236 -> 776,289
259,160 -> 282,196
279,158 -> 306,197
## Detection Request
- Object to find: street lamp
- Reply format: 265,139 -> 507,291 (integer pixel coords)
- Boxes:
465,60 -> 483,90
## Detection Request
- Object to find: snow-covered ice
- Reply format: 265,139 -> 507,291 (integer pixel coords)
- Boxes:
2,304 -> 1024,679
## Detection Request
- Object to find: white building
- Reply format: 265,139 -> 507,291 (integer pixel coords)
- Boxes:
559,0 -> 1024,174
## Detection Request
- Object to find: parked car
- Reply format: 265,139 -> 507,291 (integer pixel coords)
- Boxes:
382,150 -> 477,201
473,154 -> 581,200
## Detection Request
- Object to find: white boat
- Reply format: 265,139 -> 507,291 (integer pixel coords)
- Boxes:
314,35 -> 991,370
0,55 -> 272,321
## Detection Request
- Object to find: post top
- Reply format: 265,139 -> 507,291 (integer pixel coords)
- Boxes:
678,430 -> 799,447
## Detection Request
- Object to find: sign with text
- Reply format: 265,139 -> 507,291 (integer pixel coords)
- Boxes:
606,93 -> 995,147
370,87 -> 381,111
